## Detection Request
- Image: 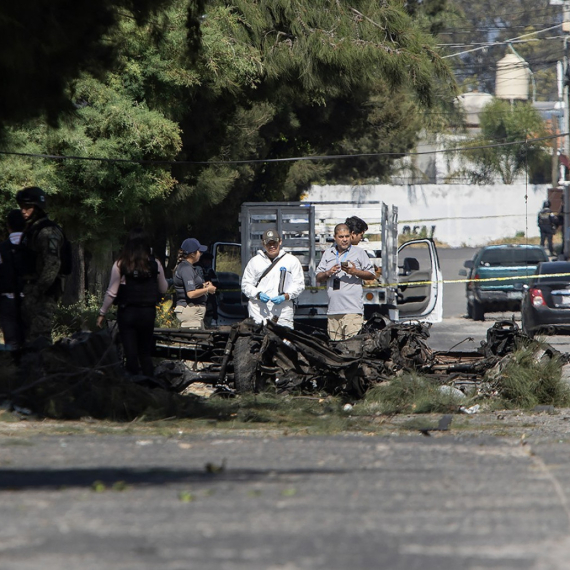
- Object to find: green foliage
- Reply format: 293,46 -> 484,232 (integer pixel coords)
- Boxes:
451,99 -> 551,184
0,0 -> 199,126
361,373 -> 466,414
490,346 -> 570,409
185,0 -> 457,238
0,0 -> 457,253
155,298 -> 179,328
0,73 -> 182,249
405,0 -> 462,37
53,294 -> 103,339
53,289 -> 179,337
179,490 -> 195,502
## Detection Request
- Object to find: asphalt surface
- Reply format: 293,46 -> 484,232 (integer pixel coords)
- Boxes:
2,247 -> 570,569
2,430 -> 570,569
432,247 -> 570,353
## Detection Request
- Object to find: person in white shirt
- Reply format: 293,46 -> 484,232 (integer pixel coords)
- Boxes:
316,223 -> 375,340
241,229 -> 305,328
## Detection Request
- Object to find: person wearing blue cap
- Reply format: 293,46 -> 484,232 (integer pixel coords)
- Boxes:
173,238 -> 216,329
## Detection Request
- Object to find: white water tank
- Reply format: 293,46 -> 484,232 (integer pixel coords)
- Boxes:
495,53 -> 529,100
455,92 -> 494,127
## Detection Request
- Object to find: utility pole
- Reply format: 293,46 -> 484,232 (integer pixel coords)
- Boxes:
553,0 -> 570,257
562,0 -> 570,259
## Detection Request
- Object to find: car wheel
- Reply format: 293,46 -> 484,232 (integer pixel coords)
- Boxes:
233,336 -> 258,394
472,300 -> 485,321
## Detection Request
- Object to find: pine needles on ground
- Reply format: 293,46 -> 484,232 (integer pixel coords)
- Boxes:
490,345 -> 570,409
359,372 -> 466,415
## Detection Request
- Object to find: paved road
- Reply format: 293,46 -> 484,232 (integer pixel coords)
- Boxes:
432,248 -> 570,353
2,431 -> 570,569
3,248 -> 570,569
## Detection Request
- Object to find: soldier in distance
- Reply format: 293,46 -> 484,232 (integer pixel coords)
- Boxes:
16,186 -> 65,347
537,200 -> 558,257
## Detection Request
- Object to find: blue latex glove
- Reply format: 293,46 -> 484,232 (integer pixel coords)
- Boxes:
271,295 -> 286,305
258,292 -> 271,303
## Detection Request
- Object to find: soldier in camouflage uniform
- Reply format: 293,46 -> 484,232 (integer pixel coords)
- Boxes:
16,187 -> 64,346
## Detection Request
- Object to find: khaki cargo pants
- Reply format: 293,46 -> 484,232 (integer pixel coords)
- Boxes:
327,313 -> 363,341
174,304 -> 206,329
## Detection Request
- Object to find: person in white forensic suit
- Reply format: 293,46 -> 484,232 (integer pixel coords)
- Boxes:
241,228 -> 305,329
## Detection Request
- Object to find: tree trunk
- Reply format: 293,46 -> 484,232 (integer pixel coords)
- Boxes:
62,242 -> 85,305
87,246 -> 113,299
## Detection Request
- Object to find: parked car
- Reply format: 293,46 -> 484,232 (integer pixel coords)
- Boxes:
459,245 -> 549,321
521,261 -> 570,338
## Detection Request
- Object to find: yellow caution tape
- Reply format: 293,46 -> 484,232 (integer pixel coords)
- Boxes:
215,272 -> 570,293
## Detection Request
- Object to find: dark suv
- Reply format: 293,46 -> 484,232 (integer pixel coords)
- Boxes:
459,245 -> 549,320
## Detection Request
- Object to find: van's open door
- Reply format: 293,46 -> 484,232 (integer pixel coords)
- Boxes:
211,242 -> 247,325
395,239 -> 443,323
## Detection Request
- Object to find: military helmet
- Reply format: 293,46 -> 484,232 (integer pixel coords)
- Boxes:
16,186 -> 47,210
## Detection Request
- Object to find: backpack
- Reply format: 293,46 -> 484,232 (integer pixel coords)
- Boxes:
25,218 -> 73,276
116,257 -> 160,307
538,209 -> 556,233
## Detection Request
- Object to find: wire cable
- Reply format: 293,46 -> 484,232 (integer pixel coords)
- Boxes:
442,23 -> 564,59
0,133 -> 565,167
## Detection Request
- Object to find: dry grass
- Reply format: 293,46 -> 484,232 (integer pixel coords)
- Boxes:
486,232 -> 562,247
353,372 -> 469,415
488,344 -> 570,409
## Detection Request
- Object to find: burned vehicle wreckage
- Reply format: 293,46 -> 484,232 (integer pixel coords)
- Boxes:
2,315 -> 565,420
152,316 -> 537,398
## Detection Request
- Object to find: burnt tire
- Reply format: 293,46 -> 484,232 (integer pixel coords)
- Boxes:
233,336 -> 258,394
472,300 -> 485,321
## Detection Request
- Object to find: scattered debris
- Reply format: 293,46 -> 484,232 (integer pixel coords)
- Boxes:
205,459 -> 226,474
417,414 -> 453,436
1,316 -> 568,421
460,404 -> 481,415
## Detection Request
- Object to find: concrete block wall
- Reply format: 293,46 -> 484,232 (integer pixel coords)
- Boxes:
306,183 -> 551,248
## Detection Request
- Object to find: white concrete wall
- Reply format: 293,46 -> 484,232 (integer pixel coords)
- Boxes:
305,183 -> 551,248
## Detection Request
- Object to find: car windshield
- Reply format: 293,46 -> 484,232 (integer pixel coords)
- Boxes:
480,249 -> 546,267
535,263 -> 570,283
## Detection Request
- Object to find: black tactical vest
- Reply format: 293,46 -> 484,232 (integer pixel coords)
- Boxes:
116,258 -> 159,308
19,216 -> 64,278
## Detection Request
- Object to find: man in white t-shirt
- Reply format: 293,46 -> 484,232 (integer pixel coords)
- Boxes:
316,223 -> 375,340
241,229 -> 305,328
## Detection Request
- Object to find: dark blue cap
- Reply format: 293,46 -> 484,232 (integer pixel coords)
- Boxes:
181,238 -> 207,254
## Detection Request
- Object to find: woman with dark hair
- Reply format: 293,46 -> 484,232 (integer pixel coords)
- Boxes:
97,228 -> 168,377
173,238 -> 216,329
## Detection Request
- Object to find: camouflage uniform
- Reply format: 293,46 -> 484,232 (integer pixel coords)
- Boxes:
20,217 -> 64,345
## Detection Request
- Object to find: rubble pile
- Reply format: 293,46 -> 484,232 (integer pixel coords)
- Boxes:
0,317 -> 566,421
228,319 -> 539,398
0,330 -> 207,421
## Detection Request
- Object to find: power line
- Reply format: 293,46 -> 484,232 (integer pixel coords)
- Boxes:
0,133 -> 565,167
438,34 -> 566,51
442,23 -> 564,59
